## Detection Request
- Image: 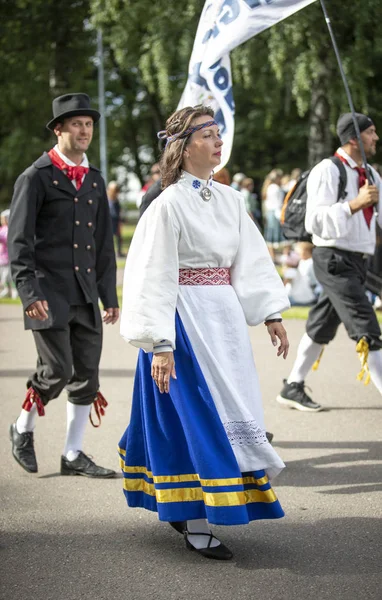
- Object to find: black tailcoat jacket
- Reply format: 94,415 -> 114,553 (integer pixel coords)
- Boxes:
8,153 -> 118,330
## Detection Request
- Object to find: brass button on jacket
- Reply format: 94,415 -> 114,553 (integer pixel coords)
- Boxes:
74,197 -> 79,203
86,245 -> 91,250
74,266 -> 80,271
87,199 -> 93,205
86,268 -> 92,273
87,222 -> 93,227
75,220 -> 80,226
73,243 -> 79,249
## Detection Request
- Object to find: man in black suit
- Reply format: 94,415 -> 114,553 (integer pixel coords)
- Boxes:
8,93 -> 119,477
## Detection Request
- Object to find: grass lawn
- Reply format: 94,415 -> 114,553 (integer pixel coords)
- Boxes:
116,258 -> 126,269
114,223 -> 136,268
0,296 -> 20,305
3,221 -> 382,323
284,306 -> 382,323
119,223 -> 136,253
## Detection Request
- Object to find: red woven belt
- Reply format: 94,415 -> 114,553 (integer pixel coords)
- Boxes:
179,267 -> 231,286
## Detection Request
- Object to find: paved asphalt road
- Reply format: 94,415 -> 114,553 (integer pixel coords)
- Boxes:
1,305 -> 381,600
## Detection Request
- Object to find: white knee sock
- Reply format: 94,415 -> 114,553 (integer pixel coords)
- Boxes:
186,519 -> 220,549
368,350 -> 382,395
16,404 -> 38,433
287,333 -> 324,383
63,402 -> 91,461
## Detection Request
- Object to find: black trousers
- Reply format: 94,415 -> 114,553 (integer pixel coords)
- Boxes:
27,305 -> 103,406
306,247 -> 382,350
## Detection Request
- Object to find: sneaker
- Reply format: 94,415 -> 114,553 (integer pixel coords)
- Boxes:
276,379 -> 323,412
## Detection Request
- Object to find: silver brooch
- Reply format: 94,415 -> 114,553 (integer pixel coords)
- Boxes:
200,187 -> 212,202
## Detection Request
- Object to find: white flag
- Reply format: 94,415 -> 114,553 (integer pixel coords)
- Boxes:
178,0 -> 317,169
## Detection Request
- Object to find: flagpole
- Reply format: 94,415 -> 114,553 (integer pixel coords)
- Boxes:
320,0 -> 372,183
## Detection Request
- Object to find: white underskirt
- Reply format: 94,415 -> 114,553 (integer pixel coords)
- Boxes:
177,284 -> 285,480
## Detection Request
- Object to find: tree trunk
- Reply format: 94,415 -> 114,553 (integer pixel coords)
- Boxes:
308,64 -> 332,167
49,23 -> 72,96
129,119 -> 144,184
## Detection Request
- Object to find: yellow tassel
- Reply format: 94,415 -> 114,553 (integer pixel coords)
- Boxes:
356,337 -> 371,385
312,347 -> 325,371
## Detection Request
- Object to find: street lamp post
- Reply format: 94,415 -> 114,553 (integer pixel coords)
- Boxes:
97,29 -> 108,184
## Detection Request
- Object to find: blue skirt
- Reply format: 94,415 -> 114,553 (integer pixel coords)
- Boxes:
119,313 -> 284,525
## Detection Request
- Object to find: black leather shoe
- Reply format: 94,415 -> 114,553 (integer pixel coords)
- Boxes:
184,531 -> 233,560
169,521 -> 186,534
60,451 -> 116,478
9,422 -> 38,473
266,431 -> 274,444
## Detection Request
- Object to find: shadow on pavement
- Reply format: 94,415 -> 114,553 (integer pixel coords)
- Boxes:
1,517 -> 381,586
0,368 -> 136,378
0,317 -> 21,322
323,406 -> 382,410
37,472 -> 124,479
230,516 -> 381,575
274,441 -> 382,492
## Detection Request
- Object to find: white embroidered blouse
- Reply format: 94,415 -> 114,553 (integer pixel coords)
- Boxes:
120,171 -> 290,351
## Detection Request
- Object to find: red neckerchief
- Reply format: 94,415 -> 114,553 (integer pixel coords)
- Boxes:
335,153 -> 373,228
48,148 -> 89,190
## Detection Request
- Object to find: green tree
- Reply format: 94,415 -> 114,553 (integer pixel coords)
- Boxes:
90,0 -> 204,184
1,0 -> 382,206
0,0 -> 96,205
265,0 -> 382,166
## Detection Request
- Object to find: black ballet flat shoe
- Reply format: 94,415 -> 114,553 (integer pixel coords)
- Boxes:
184,530 -> 233,560
169,521 -> 186,534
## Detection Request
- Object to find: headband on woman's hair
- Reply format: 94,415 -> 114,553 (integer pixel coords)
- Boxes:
157,120 -> 218,146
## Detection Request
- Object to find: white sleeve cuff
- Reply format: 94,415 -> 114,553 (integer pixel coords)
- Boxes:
265,312 -> 282,321
153,339 -> 173,354
343,202 -> 352,217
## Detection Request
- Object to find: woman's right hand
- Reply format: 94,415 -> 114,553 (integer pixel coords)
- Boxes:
151,352 -> 177,394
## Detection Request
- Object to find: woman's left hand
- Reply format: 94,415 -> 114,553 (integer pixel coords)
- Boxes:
266,322 -> 289,359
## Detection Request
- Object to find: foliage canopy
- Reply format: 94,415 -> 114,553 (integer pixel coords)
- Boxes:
1,0 -> 381,205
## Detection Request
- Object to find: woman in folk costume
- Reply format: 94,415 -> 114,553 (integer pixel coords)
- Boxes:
119,105 -> 290,561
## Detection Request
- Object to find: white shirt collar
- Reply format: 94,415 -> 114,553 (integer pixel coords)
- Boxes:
54,144 -> 89,169
179,170 -> 213,190
336,147 -> 365,169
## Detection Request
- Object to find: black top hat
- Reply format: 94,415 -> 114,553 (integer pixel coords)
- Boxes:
46,93 -> 101,131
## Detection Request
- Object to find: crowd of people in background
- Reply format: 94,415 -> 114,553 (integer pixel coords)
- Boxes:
211,165 -> 321,308
1,155 -> 380,313
100,160 -> 382,312
2,154 -> 376,310
0,209 -> 17,299
107,181 -> 125,258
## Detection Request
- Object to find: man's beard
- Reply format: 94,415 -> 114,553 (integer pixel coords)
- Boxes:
365,145 -> 376,159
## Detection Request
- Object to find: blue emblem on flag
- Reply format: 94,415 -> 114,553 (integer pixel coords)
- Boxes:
192,180 -> 201,189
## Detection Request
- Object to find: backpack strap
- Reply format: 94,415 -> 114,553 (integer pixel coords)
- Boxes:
329,155 -> 347,200
280,171 -> 308,224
